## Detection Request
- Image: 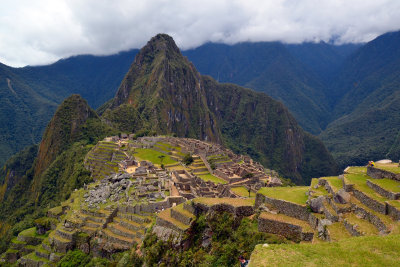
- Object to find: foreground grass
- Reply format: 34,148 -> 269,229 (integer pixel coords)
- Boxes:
258,187 -> 309,205
134,148 -> 177,165
249,234 -> 400,267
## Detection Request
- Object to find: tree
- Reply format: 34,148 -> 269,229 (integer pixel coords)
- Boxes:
183,154 -> 194,165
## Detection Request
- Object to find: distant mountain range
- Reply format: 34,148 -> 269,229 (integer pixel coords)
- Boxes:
1,30 -> 399,169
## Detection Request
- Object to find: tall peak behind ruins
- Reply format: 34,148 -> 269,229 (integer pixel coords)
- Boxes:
107,34 -> 339,183
111,33 -> 221,143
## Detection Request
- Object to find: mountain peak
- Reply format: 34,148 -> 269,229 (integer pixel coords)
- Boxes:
34,94 -> 97,178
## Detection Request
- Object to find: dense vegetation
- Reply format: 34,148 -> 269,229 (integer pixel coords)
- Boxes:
0,95 -> 117,253
321,31 -> 400,167
140,212 -> 286,267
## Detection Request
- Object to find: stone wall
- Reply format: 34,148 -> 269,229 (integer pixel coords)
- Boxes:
258,216 -> 303,242
255,193 -> 310,221
353,189 -> 387,214
387,202 -> 400,221
366,180 -> 400,200
170,209 -> 192,225
367,166 -> 400,181
352,204 -> 387,232
343,219 -> 361,236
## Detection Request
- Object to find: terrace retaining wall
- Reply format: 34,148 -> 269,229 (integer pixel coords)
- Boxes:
366,180 -> 400,200
255,193 -> 310,221
353,189 -> 387,214
367,166 -> 400,181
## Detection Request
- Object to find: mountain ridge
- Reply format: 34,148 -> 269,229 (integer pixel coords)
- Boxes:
108,33 -> 339,183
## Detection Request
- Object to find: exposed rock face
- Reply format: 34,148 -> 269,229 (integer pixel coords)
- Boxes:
109,33 -> 338,184
335,189 -> 351,204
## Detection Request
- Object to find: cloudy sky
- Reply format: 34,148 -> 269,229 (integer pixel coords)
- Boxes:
1,0 -> 400,67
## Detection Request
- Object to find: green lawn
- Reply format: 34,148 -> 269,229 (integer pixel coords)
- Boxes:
344,173 -> 388,203
323,176 -> 343,192
258,186 -> 309,205
374,163 -> 400,174
231,186 -> 256,197
309,178 -> 329,197
198,173 -> 227,184
134,148 -> 177,165
369,178 -> 400,193
249,234 -> 400,267
326,222 -> 352,241
345,166 -> 367,174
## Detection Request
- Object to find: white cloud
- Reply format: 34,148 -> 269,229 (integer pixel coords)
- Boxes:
1,0 -> 400,67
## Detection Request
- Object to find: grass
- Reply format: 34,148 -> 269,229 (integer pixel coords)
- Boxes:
343,213 -> 379,235
368,178 -> 400,193
345,166 -> 367,174
374,163 -> 400,174
323,176 -> 343,192
231,186 -> 256,197
344,173 -> 388,203
259,212 -> 312,232
249,234 -> 400,267
134,148 -> 177,165
157,209 -> 189,230
326,222 -> 352,241
258,186 -> 309,205
193,197 -> 254,207
309,178 -> 329,197
19,227 -> 38,237
198,173 -> 227,184
174,203 -> 195,219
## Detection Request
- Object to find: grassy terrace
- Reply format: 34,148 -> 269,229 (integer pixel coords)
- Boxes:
368,178 -> 400,193
259,212 -> 312,232
134,148 -> 177,165
231,186 -> 256,197
326,222 -> 352,241
198,173 -> 227,184
344,173 -> 388,203
309,178 -> 329,197
344,213 -> 379,235
374,163 -> 400,174
157,209 -> 189,230
250,234 -> 400,267
323,176 -> 343,192
174,203 -> 195,219
193,197 -> 254,207
350,196 -> 395,228
345,166 -> 367,174
258,187 -> 309,206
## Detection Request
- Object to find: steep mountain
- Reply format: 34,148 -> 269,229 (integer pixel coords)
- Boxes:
33,95 -> 98,178
183,42 -> 331,134
112,34 -> 221,143
0,94 -> 116,252
321,31 -> 400,166
0,51 -> 137,166
0,63 -> 58,167
285,42 -> 361,85
109,34 -> 338,184
15,50 -> 138,109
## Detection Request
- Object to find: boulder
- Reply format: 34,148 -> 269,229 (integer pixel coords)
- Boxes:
310,196 -> 325,213
335,189 -> 351,204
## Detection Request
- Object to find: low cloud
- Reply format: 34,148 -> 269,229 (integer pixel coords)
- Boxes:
1,0 -> 400,67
